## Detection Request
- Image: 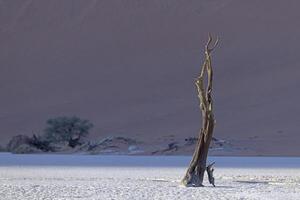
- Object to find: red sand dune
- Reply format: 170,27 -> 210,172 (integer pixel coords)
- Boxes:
0,0 -> 299,155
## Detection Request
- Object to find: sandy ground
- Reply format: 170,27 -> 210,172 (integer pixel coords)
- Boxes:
0,154 -> 300,200
1,0 -> 300,156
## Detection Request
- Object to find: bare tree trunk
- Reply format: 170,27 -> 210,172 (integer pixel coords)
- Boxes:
181,34 -> 218,187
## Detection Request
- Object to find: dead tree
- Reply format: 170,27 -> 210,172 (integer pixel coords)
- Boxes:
181,34 -> 218,187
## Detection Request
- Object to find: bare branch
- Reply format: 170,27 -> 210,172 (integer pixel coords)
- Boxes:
206,162 -> 215,187
206,34 -> 219,53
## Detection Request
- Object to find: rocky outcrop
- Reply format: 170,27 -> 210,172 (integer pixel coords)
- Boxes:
6,134 -> 51,154
5,134 -> 234,155
12,143 -> 43,154
79,136 -> 143,155
0,145 -> 5,152
183,137 -> 230,150
5,134 -> 144,154
48,141 -> 73,152
6,135 -> 32,153
151,142 -> 179,155
152,137 -> 232,155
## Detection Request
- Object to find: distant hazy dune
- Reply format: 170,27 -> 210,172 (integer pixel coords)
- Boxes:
0,0 -> 299,155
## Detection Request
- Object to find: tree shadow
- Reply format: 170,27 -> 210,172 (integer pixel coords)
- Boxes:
207,185 -> 234,189
235,180 -> 269,185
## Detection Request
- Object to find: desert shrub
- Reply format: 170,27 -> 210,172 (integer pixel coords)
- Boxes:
29,134 -> 52,152
44,116 -> 93,147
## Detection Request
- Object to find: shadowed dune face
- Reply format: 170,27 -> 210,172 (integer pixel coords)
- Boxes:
0,0 -> 300,155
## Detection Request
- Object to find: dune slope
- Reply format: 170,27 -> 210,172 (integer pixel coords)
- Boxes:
0,0 -> 300,155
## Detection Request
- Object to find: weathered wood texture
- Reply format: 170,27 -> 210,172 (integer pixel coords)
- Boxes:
181,34 -> 218,187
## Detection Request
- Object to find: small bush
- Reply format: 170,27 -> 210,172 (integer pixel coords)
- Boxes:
29,134 -> 52,152
44,116 -> 93,147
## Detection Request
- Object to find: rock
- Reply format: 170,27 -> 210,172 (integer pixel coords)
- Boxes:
11,143 -> 42,154
128,145 -> 139,152
0,145 -> 5,152
152,142 -> 179,155
48,141 -> 72,152
6,135 -> 32,152
184,136 -> 228,149
152,137 -> 232,155
128,145 -> 143,154
7,134 -> 53,153
184,137 -> 198,145
210,137 -> 228,150
168,142 -> 179,150
84,136 -> 140,154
